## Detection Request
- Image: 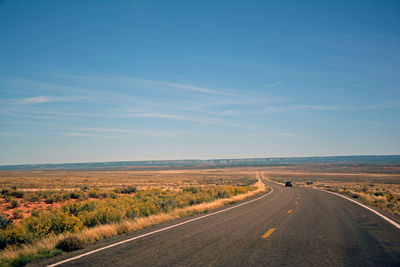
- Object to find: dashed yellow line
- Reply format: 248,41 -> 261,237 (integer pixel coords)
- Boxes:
287,209 -> 293,214
295,201 -> 299,205
262,228 -> 276,239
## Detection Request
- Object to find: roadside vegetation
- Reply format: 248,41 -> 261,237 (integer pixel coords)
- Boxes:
316,184 -> 400,216
0,173 -> 265,267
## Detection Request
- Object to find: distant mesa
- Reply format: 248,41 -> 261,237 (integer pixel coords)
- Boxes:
1,155 -> 399,171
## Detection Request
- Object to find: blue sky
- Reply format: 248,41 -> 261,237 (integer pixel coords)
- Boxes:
1,1 -> 399,165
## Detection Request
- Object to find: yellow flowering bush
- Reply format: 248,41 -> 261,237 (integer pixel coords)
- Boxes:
0,185 -> 254,248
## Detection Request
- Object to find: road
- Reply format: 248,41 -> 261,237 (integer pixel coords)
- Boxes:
40,173 -> 400,266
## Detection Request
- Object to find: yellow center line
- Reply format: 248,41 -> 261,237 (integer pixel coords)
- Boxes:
295,201 -> 299,205
287,209 -> 293,214
262,228 -> 276,239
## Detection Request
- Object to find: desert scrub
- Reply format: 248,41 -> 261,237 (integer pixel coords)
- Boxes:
1,248 -> 62,267
334,188 -> 400,216
56,236 -> 85,252
0,180 -> 266,267
0,214 -> 12,230
9,198 -> 19,209
12,210 -> 24,220
0,185 -> 254,249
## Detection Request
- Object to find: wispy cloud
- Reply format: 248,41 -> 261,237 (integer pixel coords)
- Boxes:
3,78 -> 95,95
122,110 -> 250,128
53,127 -> 225,140
20,96 -> 51,104
244,132 -> 296,137
113,76 -> 235,97
355,120 -> 400,128
155,80 -> 234,96
73,127 -> 183,138
45,72 -> 235,97
261,104 -> 341,113
297,104 -> 337,111
265,81 -> 282,88
125,112 -> 185,120
17,96 -> 87,105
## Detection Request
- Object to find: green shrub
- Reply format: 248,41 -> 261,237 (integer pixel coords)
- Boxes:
10,190 -> 24,199
56,236 -> 85,252
97,190 -> 108,198
4,224 -> 28,245
81,185 -> 89,191
109,192 -> 118,199
0,213 -> 12,229
125,206 -> 140,219
12,210 -> 24,220
62,192 -> 71,200
113,188 -> 121,193
88,190 -> 99,198
24,192 -> 40,202
10,198 -> 19,208
69,192 -> 81,199
81,205 -> 124,227
8,248 -> 62,266
25,209 -> 82,238
1,188 -> 9,195
120,186 -> 137,194
385,193 -> 394,202
45,198 -> 55,204
43,192 -> 62,204
0,232 -> 6,250
183,187 -> 198,194
30,209 -> 40,217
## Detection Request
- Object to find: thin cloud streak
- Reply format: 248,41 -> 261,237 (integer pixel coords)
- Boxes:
46,72 -> 236,97
16,96 -> 87,105
122,111 -> 251,128
356,120 -> 400,128
111,76 -> 235,97
74,127 -> 184,138
20,96 -> 51,104
265,81 -> 282,88
244,132 -> 296,137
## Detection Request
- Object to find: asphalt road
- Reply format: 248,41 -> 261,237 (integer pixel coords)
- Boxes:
41,174 -> 400,267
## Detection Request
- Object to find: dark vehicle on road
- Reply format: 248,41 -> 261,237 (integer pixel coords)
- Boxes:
285,181 -> 292,187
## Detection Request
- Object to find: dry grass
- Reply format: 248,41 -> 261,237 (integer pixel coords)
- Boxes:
0,173 -> 266,265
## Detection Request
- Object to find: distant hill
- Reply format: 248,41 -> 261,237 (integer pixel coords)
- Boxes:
1,155 -> 400,171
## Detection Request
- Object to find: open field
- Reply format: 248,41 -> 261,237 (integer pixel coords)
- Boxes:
0,169 -> 257,190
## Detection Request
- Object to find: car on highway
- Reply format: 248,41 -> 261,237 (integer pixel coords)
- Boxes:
285,181 -> 292,187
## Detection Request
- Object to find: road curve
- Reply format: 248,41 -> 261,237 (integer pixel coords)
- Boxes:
39,173 -> 400,267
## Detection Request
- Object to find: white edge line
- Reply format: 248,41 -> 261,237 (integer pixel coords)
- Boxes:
316,188 -> 400,230
48,181 -> 273,266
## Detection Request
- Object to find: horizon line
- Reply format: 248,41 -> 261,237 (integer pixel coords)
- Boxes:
1,154 -> 399,167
